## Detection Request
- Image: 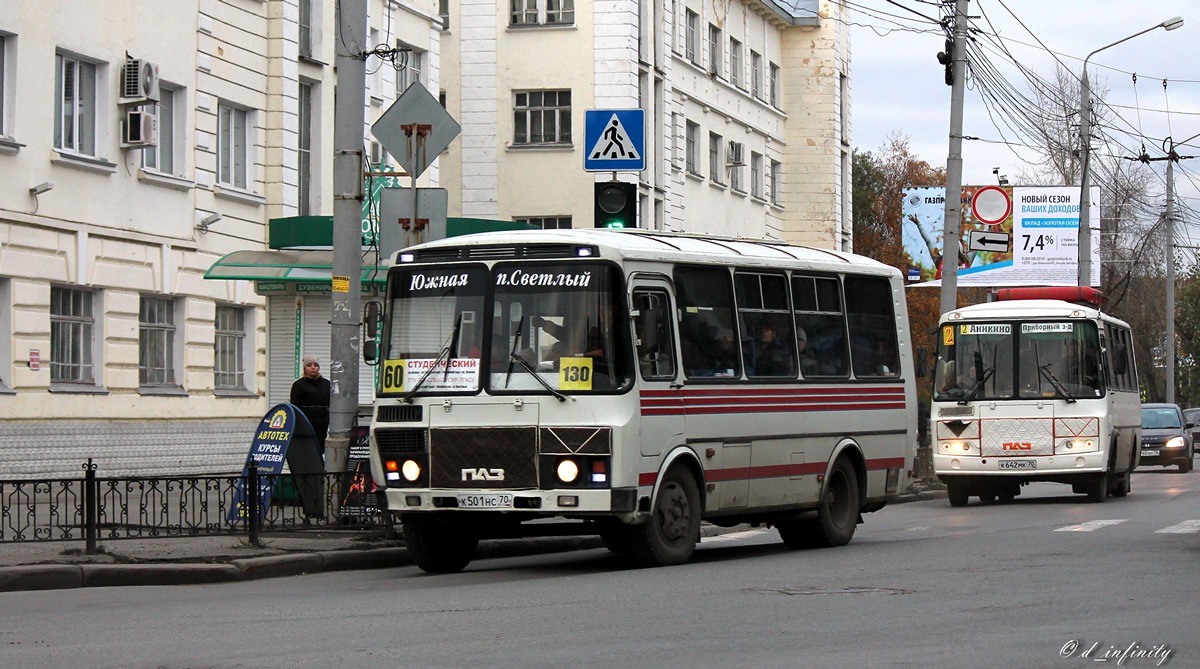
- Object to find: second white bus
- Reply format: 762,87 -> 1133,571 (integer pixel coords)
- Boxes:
366,229 -> 918,572
931,288 -> 1140,505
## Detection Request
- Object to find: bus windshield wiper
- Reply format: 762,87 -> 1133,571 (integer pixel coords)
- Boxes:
958,366 -> 995,404
505,315 -> 525,388
402,323 -> 460,403
444,313 -> 463,381
1037,364 -> 1076,403
507,351 -> 571,402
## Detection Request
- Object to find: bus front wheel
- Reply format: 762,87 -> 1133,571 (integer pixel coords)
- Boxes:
630,467 -> 701,567
402,515 -> 479,574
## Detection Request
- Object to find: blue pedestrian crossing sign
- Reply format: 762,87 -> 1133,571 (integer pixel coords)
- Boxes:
584,109 -> 645,172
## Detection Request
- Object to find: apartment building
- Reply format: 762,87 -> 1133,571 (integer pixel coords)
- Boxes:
0,0 -> 441,478
437,0 -> 850,246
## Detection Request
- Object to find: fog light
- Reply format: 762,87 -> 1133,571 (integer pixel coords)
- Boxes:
558,495 -> 579,507
557,459 -> 580,483
401,460 -> 421,482
591,460 -> 608,483
405,495 -> 421,506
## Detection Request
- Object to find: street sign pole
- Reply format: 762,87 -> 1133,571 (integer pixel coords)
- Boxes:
327,0 -> 368,475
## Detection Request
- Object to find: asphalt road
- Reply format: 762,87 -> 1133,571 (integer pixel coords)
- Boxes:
2,468 -> 1197,669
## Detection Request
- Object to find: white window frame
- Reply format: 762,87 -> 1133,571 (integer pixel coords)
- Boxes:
214,304 -> 249,391
139,295 -> 179,388
298,0 -> 315,59
217,101 -> 249,189
685,121 -> 699,175
708,131 -> 723,184
50,286 -> 97,385
298,81 -> 313,215
769,159 -> 782,206
729,38 -> 743,89
54,51 -> 99,156
751,151 -> 763,199
769,62 -> 780,107
750,50 -> 762,100
395,41 -> 424,95
511,0 -> 575,26
0,33 -> 11,139
142,83 -> 179,175
515,216 -> 572,230
685,10 -> 699,65
708,24 -> 722,77
513,89 -> 572,146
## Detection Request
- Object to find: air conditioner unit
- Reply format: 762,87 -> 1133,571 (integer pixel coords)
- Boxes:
120,59 -> 160,104
121,108 -> 159,148
727,141 -> 745,166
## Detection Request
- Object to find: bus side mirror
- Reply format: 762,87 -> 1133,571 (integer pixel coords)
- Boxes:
915,346 -> 928,378
363,301 -> 380,363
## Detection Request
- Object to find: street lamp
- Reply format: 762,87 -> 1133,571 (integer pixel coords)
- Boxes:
1077,16 -> 1184,287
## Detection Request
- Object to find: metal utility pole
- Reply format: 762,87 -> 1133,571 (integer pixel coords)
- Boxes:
938,0 -> 969,317
1165,156 -> 1176,403
327,0 -> 368,473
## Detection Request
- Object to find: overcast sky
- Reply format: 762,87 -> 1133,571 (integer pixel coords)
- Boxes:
850,0 -> 1200,211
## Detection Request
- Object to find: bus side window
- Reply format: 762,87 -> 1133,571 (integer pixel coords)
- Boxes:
633,289 -> 677,380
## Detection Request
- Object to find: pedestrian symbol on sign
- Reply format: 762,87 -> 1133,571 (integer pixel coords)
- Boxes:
589,115 -> 641,162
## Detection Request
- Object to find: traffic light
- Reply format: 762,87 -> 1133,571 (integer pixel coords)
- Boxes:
594,181 -> 637,229
936,39 -> 953,86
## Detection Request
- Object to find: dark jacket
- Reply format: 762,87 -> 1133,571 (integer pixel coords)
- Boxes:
290,375 -> 331,437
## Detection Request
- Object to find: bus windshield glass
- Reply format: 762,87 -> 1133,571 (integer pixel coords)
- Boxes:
489,262 -> 632,394
934,321 -> 1102,401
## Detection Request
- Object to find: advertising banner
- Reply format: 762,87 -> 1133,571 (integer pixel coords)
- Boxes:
228,403 -> 325,524
902,185 -> 1101,287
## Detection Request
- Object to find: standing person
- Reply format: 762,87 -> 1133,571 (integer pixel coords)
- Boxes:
290,354 -> 331,456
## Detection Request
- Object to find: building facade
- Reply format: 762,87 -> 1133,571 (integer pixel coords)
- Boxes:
437,0 -> 851,246
0,0 -> 441,478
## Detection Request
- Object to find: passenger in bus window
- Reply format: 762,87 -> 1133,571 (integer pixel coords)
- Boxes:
796,327 -> 818,376
712,330 -> 739,376
751,319 -> 793,376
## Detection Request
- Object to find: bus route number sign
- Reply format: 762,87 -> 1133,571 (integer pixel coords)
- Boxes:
559,357 -> 593,390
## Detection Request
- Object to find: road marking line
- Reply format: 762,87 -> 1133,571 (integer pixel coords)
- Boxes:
702,529 -> 769,543
1054,519 -> 1127,532
1155,520 -> 1200,534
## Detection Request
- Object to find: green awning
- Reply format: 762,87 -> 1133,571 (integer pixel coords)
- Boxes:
204,249 -> 387,285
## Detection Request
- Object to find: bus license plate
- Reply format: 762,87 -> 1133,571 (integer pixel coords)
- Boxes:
457,493 -> 514,509
998,460 -> 1036,470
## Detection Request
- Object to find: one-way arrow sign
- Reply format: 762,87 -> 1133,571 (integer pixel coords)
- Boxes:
968,230 -> 1010,253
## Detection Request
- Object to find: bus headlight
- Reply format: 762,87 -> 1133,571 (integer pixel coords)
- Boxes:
556,459 -> 580,484
1164,436 -> 1186,449
401,460 -> 422,482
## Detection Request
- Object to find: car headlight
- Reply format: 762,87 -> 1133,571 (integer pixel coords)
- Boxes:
1164,436 -> 1186,449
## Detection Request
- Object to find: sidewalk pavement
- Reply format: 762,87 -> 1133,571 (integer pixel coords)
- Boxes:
0,484 -> 945,593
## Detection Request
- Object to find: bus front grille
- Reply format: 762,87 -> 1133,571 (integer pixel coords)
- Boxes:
430,427 -> 537,489
375,428 -> 427,455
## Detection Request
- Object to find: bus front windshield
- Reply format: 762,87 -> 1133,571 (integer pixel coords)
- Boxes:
934,321 -> 1102,402
489,262 -> 632,394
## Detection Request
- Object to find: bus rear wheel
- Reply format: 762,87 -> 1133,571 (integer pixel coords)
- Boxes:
630,467 -> 701,567
778,458 -> 859,549
946,480 -> 970,507
402,515 -> 479,574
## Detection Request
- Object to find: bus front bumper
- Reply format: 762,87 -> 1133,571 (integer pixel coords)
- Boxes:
378,486 -> 640,516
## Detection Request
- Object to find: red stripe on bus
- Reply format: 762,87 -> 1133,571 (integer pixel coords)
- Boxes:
640,458 -> 904,487
640,402 -> 907,416
639,387 -> 904,399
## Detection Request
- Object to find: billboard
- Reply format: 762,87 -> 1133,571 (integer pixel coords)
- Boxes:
902,185 -> 1100,287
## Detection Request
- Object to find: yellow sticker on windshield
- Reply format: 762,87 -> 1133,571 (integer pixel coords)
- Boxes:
558,357 -> 593,390
381,359 -> 406,393
943,326 -> 955,346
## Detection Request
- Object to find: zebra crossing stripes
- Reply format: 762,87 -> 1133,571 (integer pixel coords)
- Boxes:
1054,520 -> 1128,532
1155,520 -> 1200,534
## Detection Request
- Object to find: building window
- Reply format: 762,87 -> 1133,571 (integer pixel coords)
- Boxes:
708,132 -> 723,184
685,10 -> 699,65
50,286 -> 95,384
729,38 -> 743,89
298,82 -> 313,215
708,25 -> 722,77
214,305 -> 247,390
751,151 -> 763,199
139,296 -> 176,387
395,42 -> 423,95
54,52 -> 98,156
769,62 -> 780,107
730,145 -> 743,192
750,50 -> 762,100
769,159 -> 782,205
142,84 -> 177,174
298,0 -> 314,59
511,0 -> 574,26
0,33 -> 8,137
439,0 -> 450,30
513,89 -> 571,145
685,121 -> 699,175
217,102 -> 248,189
516,216 -> 572,229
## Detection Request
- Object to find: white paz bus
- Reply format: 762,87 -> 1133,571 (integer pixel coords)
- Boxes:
365,229 -> 918,572
932,287 -> 1140,505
